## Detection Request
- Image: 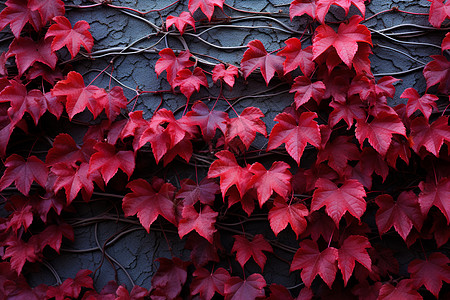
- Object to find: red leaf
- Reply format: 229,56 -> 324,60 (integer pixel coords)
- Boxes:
316,0 -> 366,23
423,55 -> 450,94
186,100 -> 229,141
317,135 -> 360,175
410,116 -> 450,156
428,0 -> 450,27
224,273 -> 266,300
0,154 -> 48,195
178,205 -> 218,243
378,279 -> 422,300
55,269 -> 93,299
277,38 -> 315,76
155,48 -> 194,85
329,96 -> 366,128
290,239 -> 338,288
46,133 -> 94,166
337,235 -> 372,286
51,71 -> 108,120
98,86 -> 128,122
115,285 -> 149,300
6,205 -> 33,233
172,67 -> 208,100
176,177 -> 219,206
226,106 -> 267,149
408,252 -> 450,297
443,32 -> 450,50
240,39 -> 284,85
355,112 -> 406,157
3,237 -> 40,274
268,196 -> 308,237
289,0 -> 316,20
51,162 -> 100,203
151,257 -> 189,300
188,0 -> 225,21
191,267 -> 230,300
419,177 -> 450,223
122,178 -> 176,231
290,76 -> 326,108
232,234 -> 273,270
311,178 -> 366,226
375,192 -> 424,241
401,87 -> 438,120
212,64 -> 239,87
0,0 -> 42,38
207,150 -> 253,198
7,37 -> 56,75
185,234 -> 221,267
268,110 -> 321,165
45,16 -> 93,58
0,80 -> 48,125
36,223 -> 74,253
166,11 -> 195,35
267,283 -> 294,300
88,142 -> 135,184
313,16 -> 372,67
248,161 -> 292,206
28,0 -> 65,24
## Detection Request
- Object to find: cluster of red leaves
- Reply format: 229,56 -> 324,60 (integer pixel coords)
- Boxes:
0,0 -> 449,299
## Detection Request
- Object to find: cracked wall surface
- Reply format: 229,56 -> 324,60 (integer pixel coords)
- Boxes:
15,0 -> 446,292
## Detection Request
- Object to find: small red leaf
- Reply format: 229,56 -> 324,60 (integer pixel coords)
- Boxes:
173,67 -> 208,100
232,234 -> 273,270
178,205 -> 218,243
224,273 -> 266,300
226,106 -> 267,149
268,196 -> 308,237
191,267 -> 230,300
212,64 -> 239,87
166,11 -> 195,35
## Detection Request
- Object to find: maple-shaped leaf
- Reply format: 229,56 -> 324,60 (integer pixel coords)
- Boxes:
46,133 -> 94,166
188,0 -> 225,21
313,15 -> 372,67
248,161 -> 292,207
328,96 -> 366,128
386,135 -> 411,168
45,16 -> 93,58
317,135 -> 360,175
0,154 -> 48,195
226,106 -> 267,149
6,205 -> 33,233
232,234 -> 273,270
401,88 -> 438,120
155,48 -> 194,85
240,39 -> 284,85
166,11 -> 195,35
36,223 -> 74,253
88,142 -> 134,184
3,237 -> 40,274
58,269 -> 94,299
185,233 -> 221,267
290,76 -> 326,108
419,177 -> 450,223
97,86 -> 128,122
410,116 -> 450,156
338,235 -> 372,286
151,257 -> 189,300
172,67 -> 208,100
428,0 -> 450,27
277,38 -> 315,76
0,80 -> 48,125
178,205 -> 218,243
0,0 -> 42,38
290,0 -> 316,20
7,37 -> 57,75
267,283 -> 295,300
375,192 -> 424,241
443,32 -> 450,50
316,0 -> 366,23
212,64 -> 239,87
312,178 -> 366,226
186,100 -> 228,141
355,112 -> 406,157
423,55 -> 450,94
115,285 -> 149,300
191,267 -> 230,300
176,178 -> 219,206
224,273 -> 266,300
290,239 -> 338,288
122,178 -> 176,231
28,0 -> 65,24
268,196 -> 308,237
51,162 -> 101,203
207,150 -> 253,198
408,252 -> 450,297
52,71 -> 108,119
378,279 -> 422,300
268,110 -> 321,165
